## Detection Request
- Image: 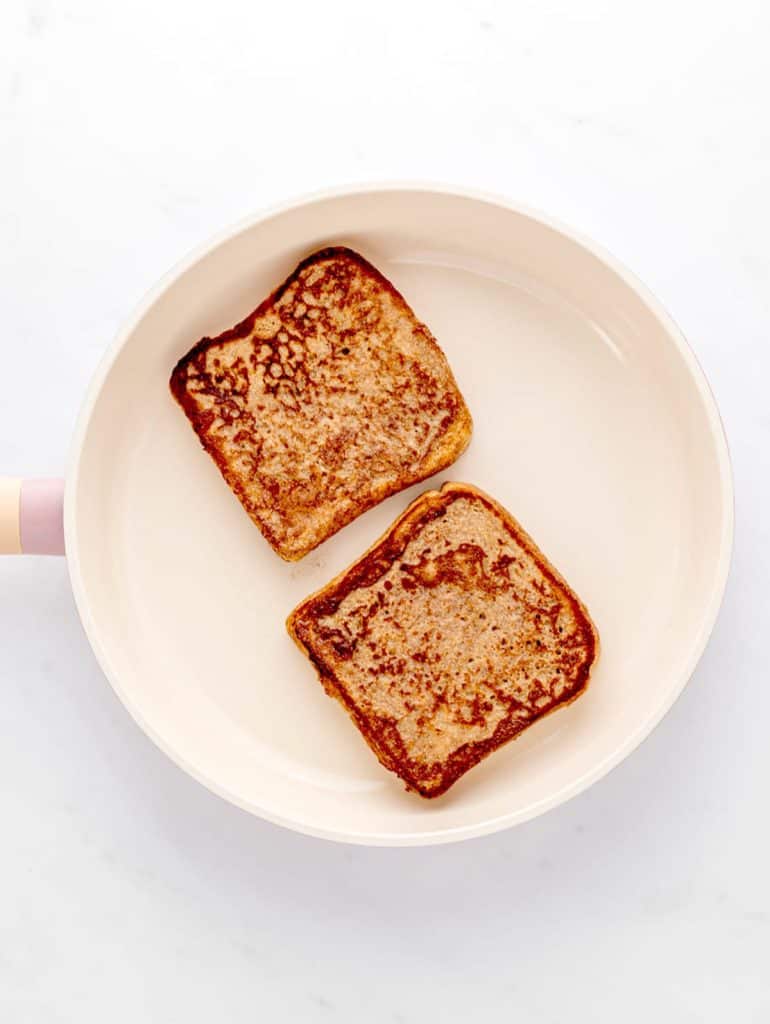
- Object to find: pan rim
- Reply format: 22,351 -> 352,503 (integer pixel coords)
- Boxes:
64,181 -> 734,846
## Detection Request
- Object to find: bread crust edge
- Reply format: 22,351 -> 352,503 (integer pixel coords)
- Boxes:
287,482 -> 600,798
170,247 -> 473,561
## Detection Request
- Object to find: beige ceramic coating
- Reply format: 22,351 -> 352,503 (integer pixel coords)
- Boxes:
65,185 -> 733,846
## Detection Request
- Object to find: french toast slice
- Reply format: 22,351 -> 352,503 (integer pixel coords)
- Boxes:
287,483 -> 599,798
170,247 -> 472,561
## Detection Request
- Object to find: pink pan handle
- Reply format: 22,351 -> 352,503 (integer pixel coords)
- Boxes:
0,478 -> 65,556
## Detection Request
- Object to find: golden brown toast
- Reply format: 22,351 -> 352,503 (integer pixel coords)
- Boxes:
170,247 -> 472,561
287,483 -> 599,797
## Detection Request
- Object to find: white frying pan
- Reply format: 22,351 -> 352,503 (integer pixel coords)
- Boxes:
1,185 -> 733,846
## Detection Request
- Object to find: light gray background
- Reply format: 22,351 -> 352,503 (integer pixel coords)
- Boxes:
1,1 -> 767,1020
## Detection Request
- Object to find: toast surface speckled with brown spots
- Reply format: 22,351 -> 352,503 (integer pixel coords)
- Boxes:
170,247 -> 472,560
287,483 -> 599,797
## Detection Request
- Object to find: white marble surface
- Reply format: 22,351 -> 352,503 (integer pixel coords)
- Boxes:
1,0 -> 768,1019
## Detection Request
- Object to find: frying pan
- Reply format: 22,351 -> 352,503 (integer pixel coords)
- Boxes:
1,185 -> 733,845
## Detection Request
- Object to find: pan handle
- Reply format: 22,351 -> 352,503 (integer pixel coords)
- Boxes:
0,478 -> 65,555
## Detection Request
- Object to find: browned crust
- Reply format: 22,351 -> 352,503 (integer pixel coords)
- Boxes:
171,247 -> 438,378
170,247 -> 472,561
287,483 -> 599,798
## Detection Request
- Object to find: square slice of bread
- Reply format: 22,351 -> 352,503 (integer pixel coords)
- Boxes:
170,247 -> 472,560
287,483 -> 599,797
